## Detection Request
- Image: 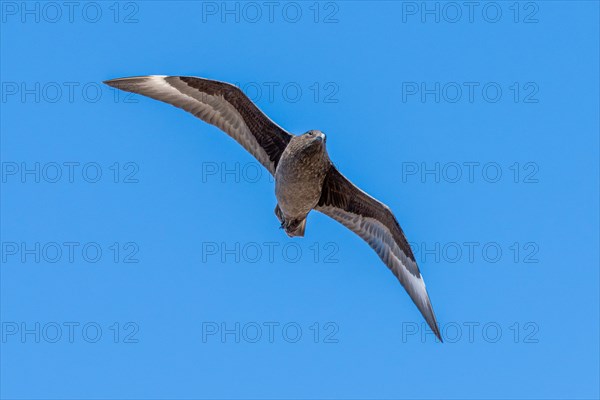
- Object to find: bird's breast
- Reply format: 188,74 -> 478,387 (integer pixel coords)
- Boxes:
274,152 -> 328,219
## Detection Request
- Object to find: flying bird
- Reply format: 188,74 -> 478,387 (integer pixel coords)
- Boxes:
104,75 -> 443,341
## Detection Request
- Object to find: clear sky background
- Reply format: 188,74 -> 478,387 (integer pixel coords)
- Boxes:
1,1 -> 599,399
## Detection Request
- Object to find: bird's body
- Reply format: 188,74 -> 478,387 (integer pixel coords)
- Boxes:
274,131 -> 330,237
104,75 -> 444,342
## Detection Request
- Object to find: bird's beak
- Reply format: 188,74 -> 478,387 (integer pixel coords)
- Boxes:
316,132 -> 326,143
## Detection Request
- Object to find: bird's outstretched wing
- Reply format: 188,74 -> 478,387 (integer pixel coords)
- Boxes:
104,75 -> 293,174
316,166 -> 442,341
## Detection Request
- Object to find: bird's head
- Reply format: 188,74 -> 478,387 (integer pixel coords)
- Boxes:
296,129 -> 327,156
304,129 -> 326,143
287,130 -> 328,162
300,129 -> 326,148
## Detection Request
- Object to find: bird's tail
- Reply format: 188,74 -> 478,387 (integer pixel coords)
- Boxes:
274,204 -> 307,237
286,219 -> 306,237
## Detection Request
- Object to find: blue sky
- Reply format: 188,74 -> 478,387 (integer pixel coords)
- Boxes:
1,1 -> 599,399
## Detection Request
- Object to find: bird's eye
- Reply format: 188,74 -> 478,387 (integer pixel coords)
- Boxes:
308,132 -> 314,136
